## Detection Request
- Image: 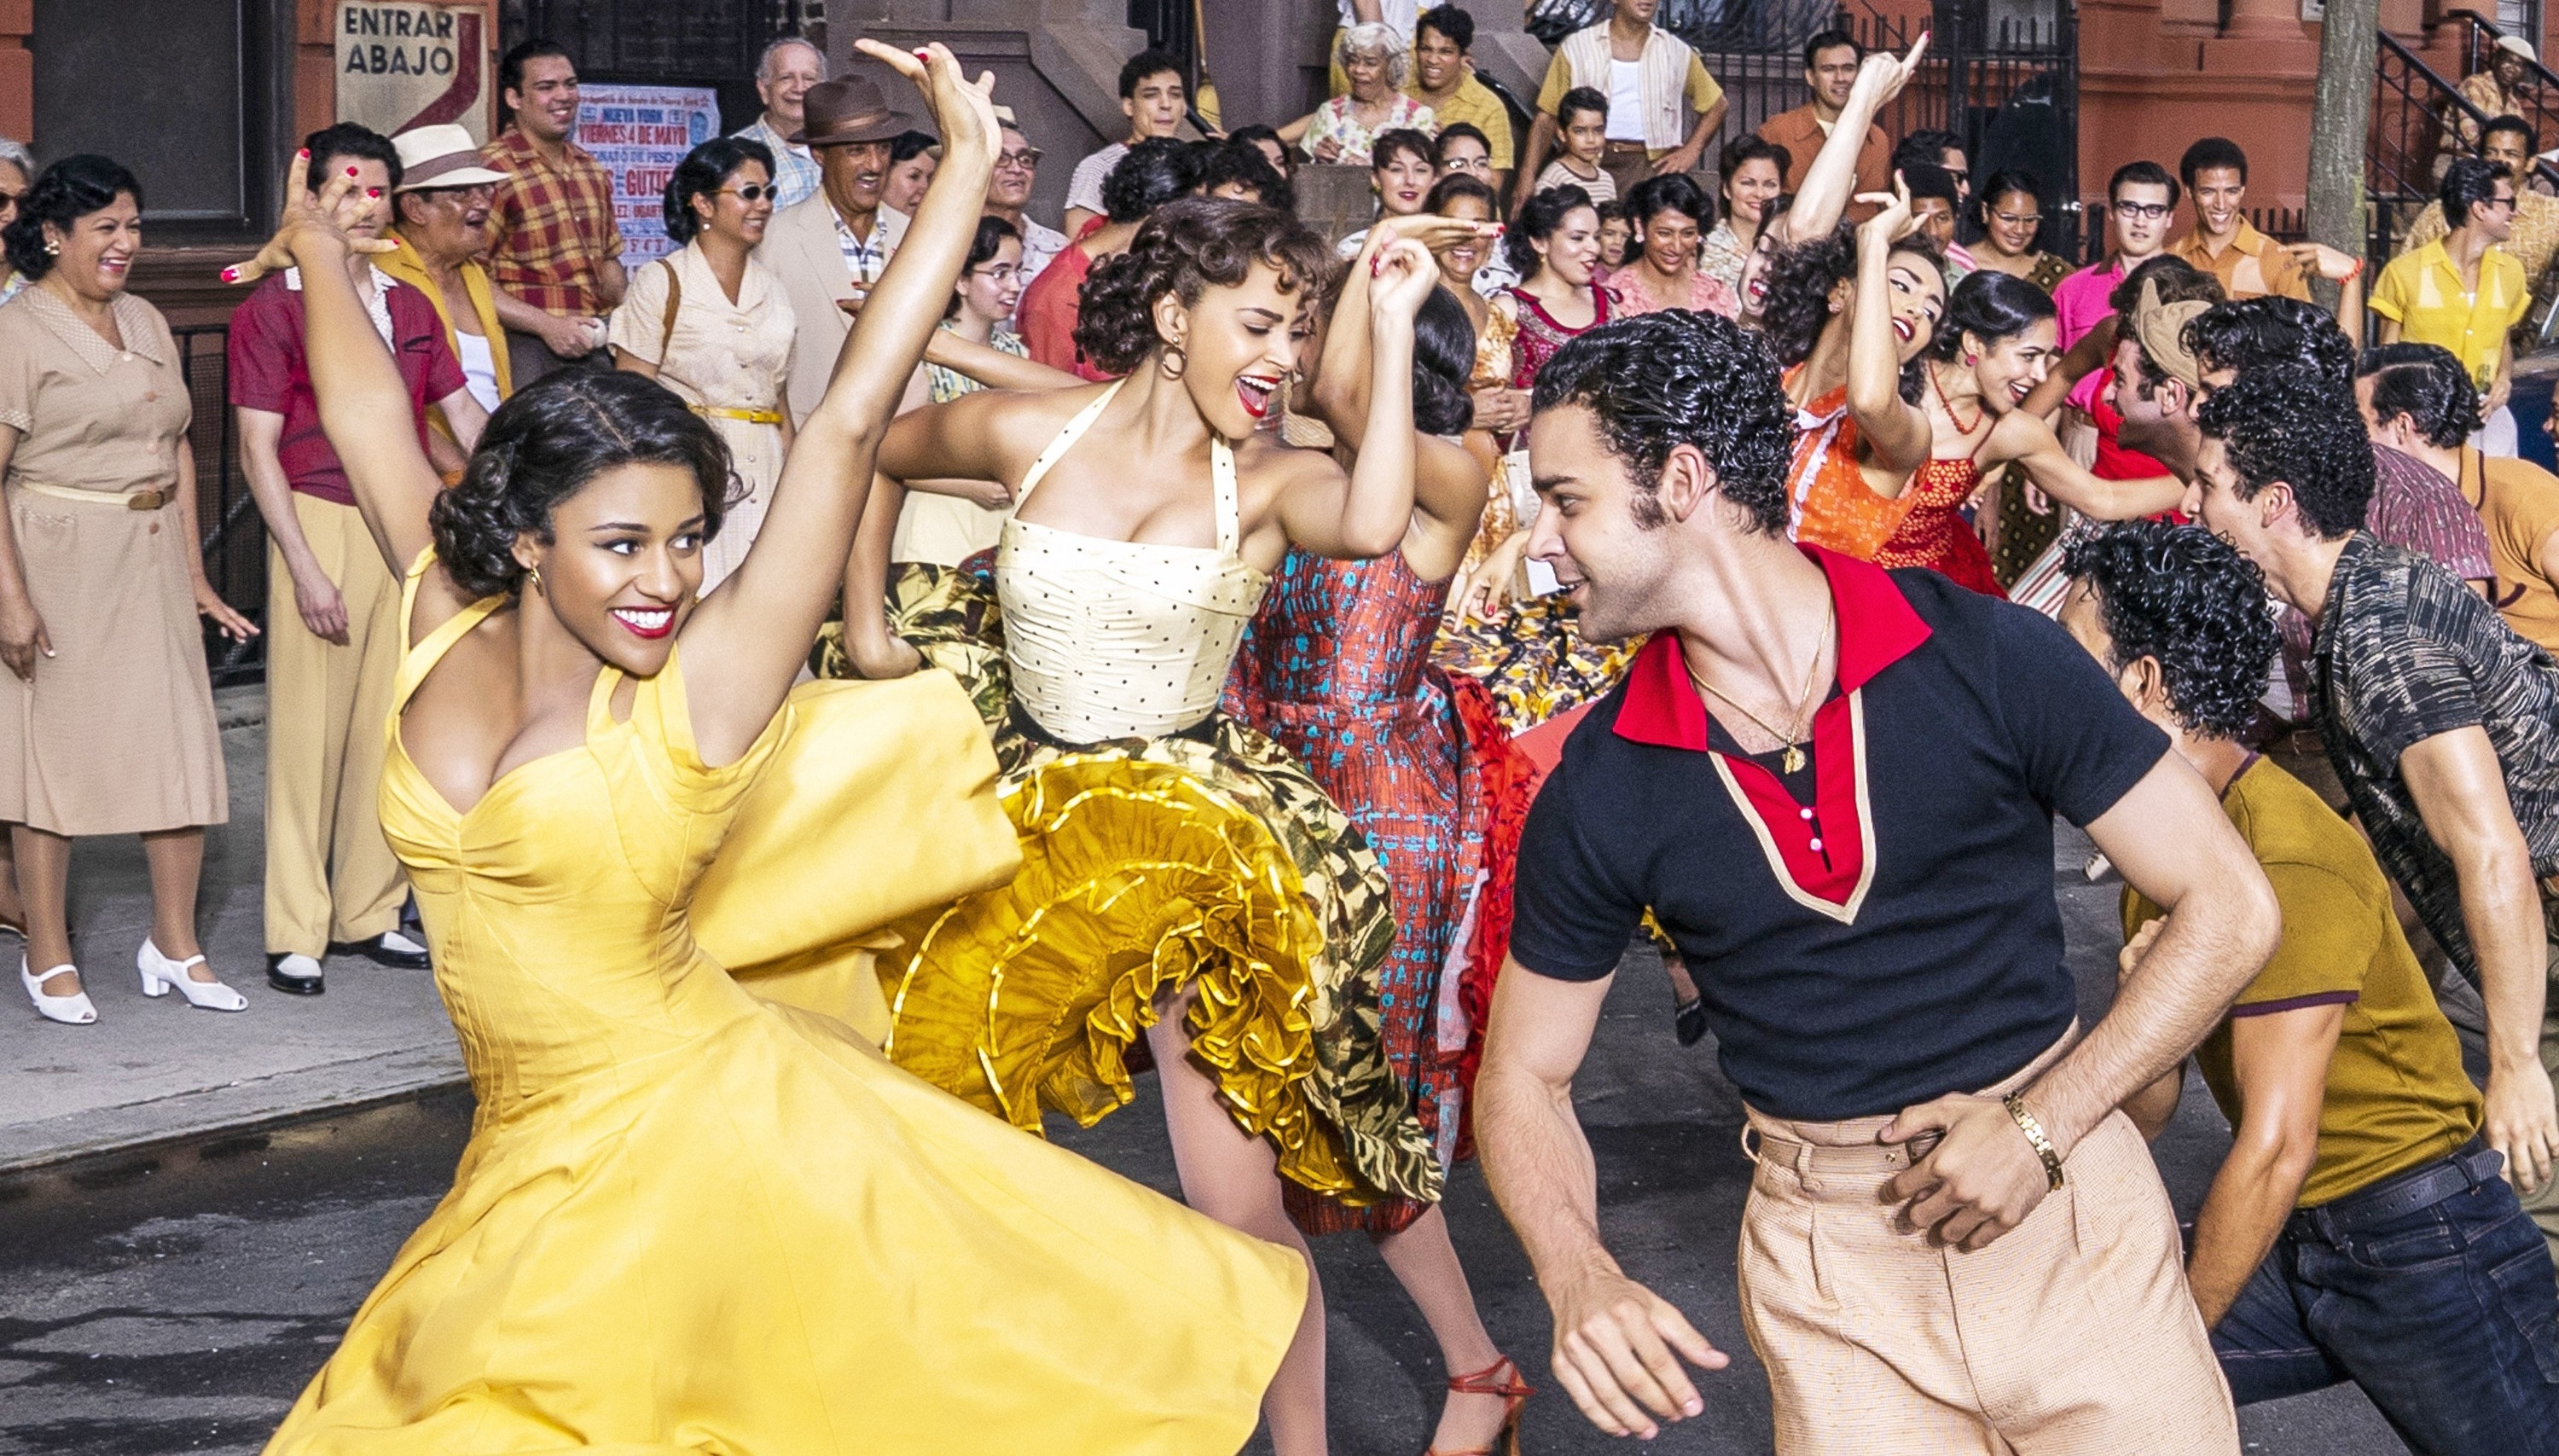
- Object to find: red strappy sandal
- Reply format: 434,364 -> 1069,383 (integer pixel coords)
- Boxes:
1425,1354 -> 1533,1456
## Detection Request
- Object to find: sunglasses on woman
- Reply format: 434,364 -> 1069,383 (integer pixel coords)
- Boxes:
719,184 -> 778,203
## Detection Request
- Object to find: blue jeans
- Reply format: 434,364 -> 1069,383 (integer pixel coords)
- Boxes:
2213,1142 -> 2559,1454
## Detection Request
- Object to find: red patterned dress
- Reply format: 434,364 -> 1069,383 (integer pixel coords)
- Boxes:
1872,455 -> 2005,597
1227,548 -> 1536,1234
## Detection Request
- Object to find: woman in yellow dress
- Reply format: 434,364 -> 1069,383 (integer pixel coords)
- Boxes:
236,46 -> 1303,1456
833,198 -> 1457,1456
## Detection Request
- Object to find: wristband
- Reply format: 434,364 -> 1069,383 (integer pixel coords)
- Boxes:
2346,257 -> 2365,281
2004,1093 -> 2066,1191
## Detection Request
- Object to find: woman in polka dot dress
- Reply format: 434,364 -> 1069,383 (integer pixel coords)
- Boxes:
833,197 -> 1466,1455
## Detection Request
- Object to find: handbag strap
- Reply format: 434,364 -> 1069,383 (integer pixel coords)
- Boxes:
655,257 -> 683,363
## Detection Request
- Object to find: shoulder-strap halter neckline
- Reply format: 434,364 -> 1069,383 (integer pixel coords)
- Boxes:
1013,377 -> 1242,556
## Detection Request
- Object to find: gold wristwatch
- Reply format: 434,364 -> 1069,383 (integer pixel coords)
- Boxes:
2004,1093 -> 2066,1192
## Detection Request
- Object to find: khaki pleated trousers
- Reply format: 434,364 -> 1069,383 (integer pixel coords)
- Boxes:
264,492 -> 403,958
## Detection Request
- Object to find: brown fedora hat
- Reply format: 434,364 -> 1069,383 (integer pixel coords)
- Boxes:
789,77 -> 927,147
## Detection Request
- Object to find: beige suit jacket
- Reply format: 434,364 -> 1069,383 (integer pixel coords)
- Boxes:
758,192 -> 908,423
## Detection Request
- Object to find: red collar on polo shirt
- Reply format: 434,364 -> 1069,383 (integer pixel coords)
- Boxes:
1610,546 -> 1933,920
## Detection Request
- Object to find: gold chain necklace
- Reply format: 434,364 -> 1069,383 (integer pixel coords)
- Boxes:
1681,601 -> 1836,774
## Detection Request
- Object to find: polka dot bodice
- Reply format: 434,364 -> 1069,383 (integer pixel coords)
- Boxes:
997,380 -> 1270,744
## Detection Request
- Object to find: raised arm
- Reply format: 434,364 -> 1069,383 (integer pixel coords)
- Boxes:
676,42 -> 1000,757
1477,964 -> 1730,1440
1771,36 -> 1927,249
229,155 -> 449,628
920,328 -> 1084,392
1268,237 -> 1432,560
1309,223 -> 1494,560
1846,186 -> 1932,479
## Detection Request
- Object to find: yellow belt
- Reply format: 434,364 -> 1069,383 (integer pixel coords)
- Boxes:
691,405 -> 785,426
12,480 -> 172,511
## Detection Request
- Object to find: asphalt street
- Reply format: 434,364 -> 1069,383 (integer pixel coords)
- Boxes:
0,829 -> 2409,1455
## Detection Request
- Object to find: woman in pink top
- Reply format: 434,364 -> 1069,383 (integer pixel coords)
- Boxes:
1604,173 -> 1739,318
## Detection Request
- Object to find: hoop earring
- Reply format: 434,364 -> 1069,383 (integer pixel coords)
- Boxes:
1160,345 -> 1187,380
527,565 -> 544,598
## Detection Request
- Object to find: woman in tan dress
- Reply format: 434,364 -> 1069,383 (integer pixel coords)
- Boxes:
0,154 -> 258,1024
609,137 -> 797,594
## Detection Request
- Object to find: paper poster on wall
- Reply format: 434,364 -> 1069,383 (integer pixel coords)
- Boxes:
335,3 -> 490,143
577,84 -> 722,273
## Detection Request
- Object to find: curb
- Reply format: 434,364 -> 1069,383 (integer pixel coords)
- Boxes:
0,1043 -> 466,1178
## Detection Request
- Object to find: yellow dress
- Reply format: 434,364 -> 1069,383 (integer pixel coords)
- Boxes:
873,382 -> 1441,1208
263,554 -> 1304,1455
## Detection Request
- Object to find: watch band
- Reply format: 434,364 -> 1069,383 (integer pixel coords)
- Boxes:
2004,1093 -> 2066,1192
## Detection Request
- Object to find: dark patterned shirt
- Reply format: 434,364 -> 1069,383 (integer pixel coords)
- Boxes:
2312,533 -> 2559,975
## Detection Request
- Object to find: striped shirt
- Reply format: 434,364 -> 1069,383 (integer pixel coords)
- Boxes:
2312,533 -> 2559,977
733,116 -> 823,212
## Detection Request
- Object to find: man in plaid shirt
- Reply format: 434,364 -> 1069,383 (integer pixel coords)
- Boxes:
479,38 -> 626,384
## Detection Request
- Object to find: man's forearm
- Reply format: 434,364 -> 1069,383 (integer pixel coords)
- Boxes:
237,430 -> 322,576
2029,891 -> 2272,1154
1517,115 -> 1558,210
2458,851 -> 2552,1076
1477,1062 -> 1616,1289
490,287 -> 565,336
2185,1134 -> 2314,1328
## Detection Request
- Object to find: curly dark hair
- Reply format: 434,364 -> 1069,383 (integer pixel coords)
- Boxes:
2193,363 -> 2374,540
1193,139 -> 1289,211
664,136 -> 776,245
1073,197 -> 1338,376
3,154 -> 142,282
1531,310 -> 1796,536
1100,136 -> 1200,224
2063,520 -> 2278,740
1929,270 -> 2056,362
428,372 -> 735,600
2356,341 -> 2479,450
1505,183 -> 1594,277
1412,285 -> 1477,437
2185,295 -> 2353,389
1756,221 -> 1942,403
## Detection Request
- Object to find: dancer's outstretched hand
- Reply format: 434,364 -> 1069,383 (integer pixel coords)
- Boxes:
1854,172 -> 1920,247
1850,31 -> 1930,111
223,149 -> 395,288
1545,1267 -> 1727,1440
1367,235 -> 1439,319
855,39 -> 999,171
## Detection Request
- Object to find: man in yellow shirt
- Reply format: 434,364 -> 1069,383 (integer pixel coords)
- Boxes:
2398,118 -> 2558,339
2063,519 -> 2559,1451
2168,137 -> 2310,302
2373,159 -> 2532,455
1405,6 -> 1513,190
1517,0 -> 1725,204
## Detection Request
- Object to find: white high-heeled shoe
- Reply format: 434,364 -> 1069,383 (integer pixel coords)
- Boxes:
21,956 -> 96,1024
138,940 -> 247,1012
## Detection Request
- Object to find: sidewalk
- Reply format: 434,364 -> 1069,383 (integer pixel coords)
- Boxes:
0,687 -> 464,1174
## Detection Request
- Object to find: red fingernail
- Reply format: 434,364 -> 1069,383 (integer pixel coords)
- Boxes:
298,148 -> 310,160
915,48 -> 931,60
346,166 -> 359,177
220,267 -> 238,282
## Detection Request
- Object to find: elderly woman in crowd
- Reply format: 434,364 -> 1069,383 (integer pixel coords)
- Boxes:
0,155 -> 258,1024
1283,23 -> 1435,165
0,139 -> 30,305
607,136 -> 798,593
380,124 -> 514,421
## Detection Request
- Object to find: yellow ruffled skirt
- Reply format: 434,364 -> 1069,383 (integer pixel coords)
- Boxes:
838,565 -> 1442,1207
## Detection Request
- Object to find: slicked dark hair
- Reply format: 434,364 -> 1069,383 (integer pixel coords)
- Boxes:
2185,295 -> 2353,389
2484,115 -> 2540,155
2194,364 -> 2375,539
664,136 -> 775,244
2178,136 -> 2249,189
1531,311 -> 1796,536
1413,286 -> 1477,437
1076,197 -> 1337,375
1100,136 -> 1200,223
2064,521 -> 2279,740
1434,122 -> 1493,167
499,38 -> 573,103
432,372 -> 734,600
1902,162 -> 1959,208
2440,156 -> 2509,228
1802,29 -> 1860,70
2356,342 -> 2480,451
302,124 -> 403,192
1555,86 -> 1609,129
1930,270 -> 2056,362
2109,159 -> 2181,211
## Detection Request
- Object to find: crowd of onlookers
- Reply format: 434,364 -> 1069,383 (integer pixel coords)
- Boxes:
3,7 -> 2558,1441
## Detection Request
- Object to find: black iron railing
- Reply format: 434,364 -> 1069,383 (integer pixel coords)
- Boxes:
170,322 -> 266,688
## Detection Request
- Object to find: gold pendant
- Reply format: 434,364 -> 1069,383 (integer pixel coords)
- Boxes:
1781,745 -> 1805,774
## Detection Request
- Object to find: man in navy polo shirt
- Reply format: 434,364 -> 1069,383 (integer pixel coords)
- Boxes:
1473,310 -> 2281,1452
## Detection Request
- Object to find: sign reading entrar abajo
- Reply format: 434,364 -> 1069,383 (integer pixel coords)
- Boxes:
335,3 -> 490,143
577,84 -> 722,273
